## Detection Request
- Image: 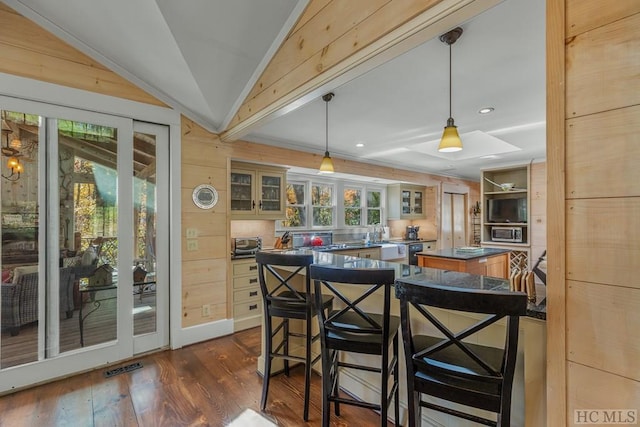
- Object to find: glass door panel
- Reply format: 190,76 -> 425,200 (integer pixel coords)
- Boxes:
401,189 -> 411,215
413,190 -> 424,215
61,118 -> 119,351
230,170 -> 254,213
260,173 -> 281,212
132,122 -> 168,354
1,109 -> 43,368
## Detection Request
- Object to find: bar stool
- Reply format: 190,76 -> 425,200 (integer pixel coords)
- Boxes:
395,279 -> 528,427
256,251 -> 333,421
309,264 -> 400,427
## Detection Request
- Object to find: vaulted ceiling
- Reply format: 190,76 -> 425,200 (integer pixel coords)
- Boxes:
4,0 -> 546,181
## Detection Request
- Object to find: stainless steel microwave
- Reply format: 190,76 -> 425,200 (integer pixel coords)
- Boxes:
232,237 -> 262,258
491,226 -> 524,243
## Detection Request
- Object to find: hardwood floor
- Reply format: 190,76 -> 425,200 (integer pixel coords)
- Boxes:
0,326 -> 392,426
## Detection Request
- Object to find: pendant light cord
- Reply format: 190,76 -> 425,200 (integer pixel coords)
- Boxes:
449,41 -> 452,119
325,98 -> 329,153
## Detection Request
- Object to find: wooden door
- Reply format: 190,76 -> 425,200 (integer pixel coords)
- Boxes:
441,192 -> 467,250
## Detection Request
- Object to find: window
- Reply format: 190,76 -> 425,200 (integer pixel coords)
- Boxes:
312,183 -> 334,227
277,175 -> 384,231
281,181 -> 306,228
367,189 -> 382,225
343,187 -> 362,226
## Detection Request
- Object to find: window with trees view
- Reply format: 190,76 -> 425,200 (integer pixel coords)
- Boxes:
281,181 -> 306,227
344,187 -> 362,226
367,189 -> 382,225
312,183 -> 334,227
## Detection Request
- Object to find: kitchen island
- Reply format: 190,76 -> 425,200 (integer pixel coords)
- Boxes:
416,247 -> 511,279
256,249 -> 546,426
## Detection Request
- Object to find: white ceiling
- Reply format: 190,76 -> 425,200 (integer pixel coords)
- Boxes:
5,0 -> 546,182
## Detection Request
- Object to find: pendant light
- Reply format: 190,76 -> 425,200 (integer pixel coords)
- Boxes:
318,92 -> 335,174
438,27 -> 463,153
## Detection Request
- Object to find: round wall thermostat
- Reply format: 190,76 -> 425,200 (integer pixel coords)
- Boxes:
192,184 -> 218,209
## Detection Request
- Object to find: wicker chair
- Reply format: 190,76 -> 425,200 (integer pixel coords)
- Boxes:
1,267 -> 76,336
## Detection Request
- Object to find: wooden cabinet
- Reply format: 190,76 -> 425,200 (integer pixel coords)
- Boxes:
417,252 -> 509,279
387,184 -> 427,220
230,162 -> 286,219
231,258 -> 262,331
481,165 -> 530,247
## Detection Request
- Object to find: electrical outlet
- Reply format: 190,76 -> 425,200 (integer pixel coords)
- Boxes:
186,228 -> 198,238
202,304 -> 211,317
186,239 -> 198,251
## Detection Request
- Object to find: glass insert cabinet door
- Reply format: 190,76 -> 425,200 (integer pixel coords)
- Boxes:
259,172 -> 282,213
401,189 -> 411,215
230,169 -> 255,213
413,189 -> 424,215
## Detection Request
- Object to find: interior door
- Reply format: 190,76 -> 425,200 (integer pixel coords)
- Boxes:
452,193 -> 467,247
441,192 -> 468,250
441,193 -> 453,249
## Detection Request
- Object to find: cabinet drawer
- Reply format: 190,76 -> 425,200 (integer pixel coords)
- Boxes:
234,286 -> 261,303
233,261 -> 258,276
233,274 -> 259,289
234,300 -> 262,318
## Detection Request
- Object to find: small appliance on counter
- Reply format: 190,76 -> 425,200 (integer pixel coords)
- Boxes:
231,237 -> 262,259
404,225 -> 420,241
291,231 -> 333,248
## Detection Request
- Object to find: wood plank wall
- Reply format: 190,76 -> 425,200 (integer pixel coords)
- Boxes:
547,0 -> 640,424
0,4 -> 163,107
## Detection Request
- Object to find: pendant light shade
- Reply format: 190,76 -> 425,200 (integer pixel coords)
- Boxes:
318,92 -> 335,174
438,27 -> 463,153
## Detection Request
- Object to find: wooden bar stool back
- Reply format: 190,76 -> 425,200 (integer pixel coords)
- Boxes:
395,280 -> 528,427
309,264 -> 400,427
256,251 -> 333,421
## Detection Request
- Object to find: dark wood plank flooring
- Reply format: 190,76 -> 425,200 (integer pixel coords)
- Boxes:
0,326 -> 391,426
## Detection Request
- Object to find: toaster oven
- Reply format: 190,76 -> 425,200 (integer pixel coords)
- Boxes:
232,237 -> 262,258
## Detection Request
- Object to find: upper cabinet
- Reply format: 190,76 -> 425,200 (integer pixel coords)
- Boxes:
387,184 -> 433,220
230,162 -> 286,219
480,164 -> 530,246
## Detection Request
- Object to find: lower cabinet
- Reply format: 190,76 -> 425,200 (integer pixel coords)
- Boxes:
417,252 -> 509,279
231,258 -> 262,331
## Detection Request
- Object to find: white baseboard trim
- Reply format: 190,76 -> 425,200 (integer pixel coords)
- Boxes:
177,318 -> 234,348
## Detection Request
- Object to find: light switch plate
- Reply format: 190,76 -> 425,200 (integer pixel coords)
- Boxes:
186,228 -> 198,238
186,239 -> 198,251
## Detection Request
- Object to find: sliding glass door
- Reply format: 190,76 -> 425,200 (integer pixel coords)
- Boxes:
0,96 -> 169,391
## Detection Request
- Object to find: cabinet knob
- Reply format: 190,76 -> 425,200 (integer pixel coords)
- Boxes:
249,291 -> 258,297
249,265 -> 257,271
249,304 -> 258,310
249,278 -> 257,283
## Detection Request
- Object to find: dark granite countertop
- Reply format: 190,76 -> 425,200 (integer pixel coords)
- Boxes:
417,247 -> 512,260
261,248 -> 546,320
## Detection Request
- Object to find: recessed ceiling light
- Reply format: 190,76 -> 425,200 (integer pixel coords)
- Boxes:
356,143 -> 365,148
480,154 -> 499,159
478,107 -> 494,114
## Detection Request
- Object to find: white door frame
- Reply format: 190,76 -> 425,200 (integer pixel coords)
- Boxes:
0,74 -> 181,393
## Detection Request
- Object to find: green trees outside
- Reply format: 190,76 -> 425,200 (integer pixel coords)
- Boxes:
312,184 -> 333,226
